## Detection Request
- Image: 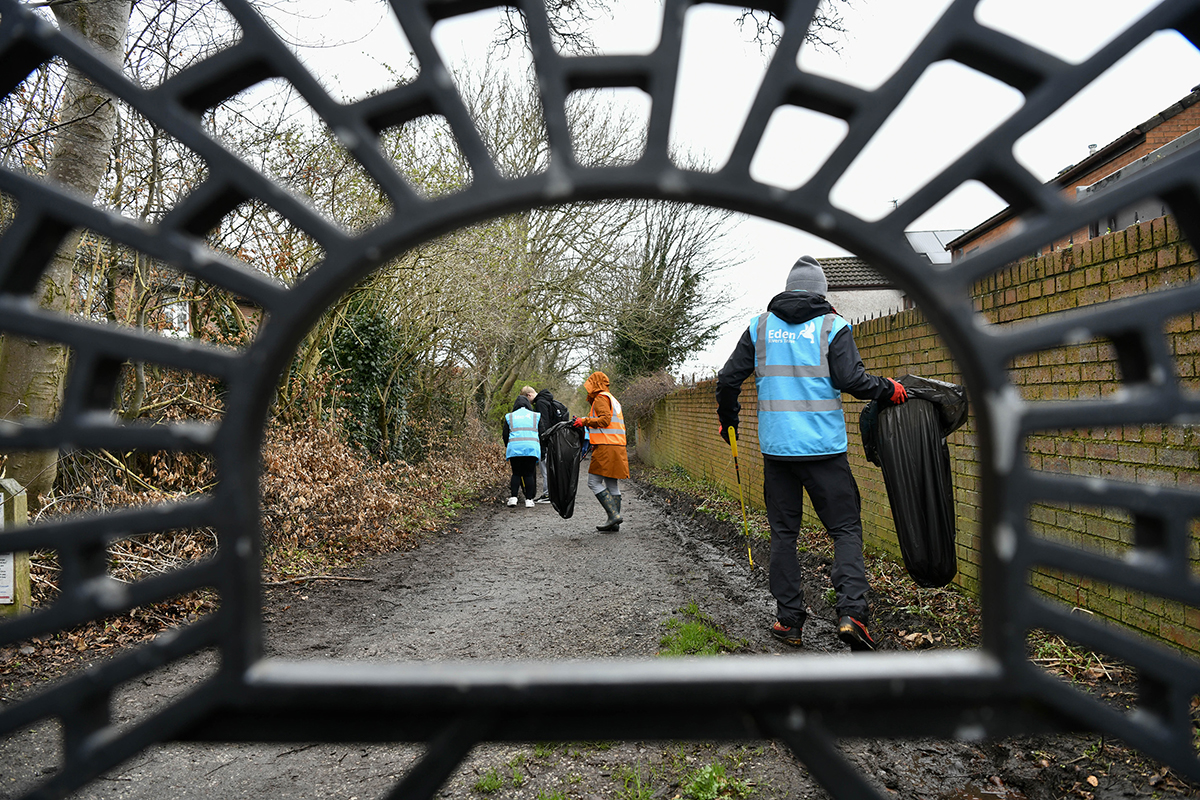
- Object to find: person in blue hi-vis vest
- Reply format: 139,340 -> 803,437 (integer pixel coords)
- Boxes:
716,255 -> 909,651
502,394 -> 542,508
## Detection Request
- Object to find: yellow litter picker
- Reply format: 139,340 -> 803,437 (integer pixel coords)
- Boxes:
727,427 -> 754,569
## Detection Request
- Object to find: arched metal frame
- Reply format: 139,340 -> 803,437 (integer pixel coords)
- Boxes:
2,0 -> 1200,797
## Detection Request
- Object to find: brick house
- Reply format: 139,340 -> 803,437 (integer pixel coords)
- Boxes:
948,86 -> 1200,260
71,235 -> 262,340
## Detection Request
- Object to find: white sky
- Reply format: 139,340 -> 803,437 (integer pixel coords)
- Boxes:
281,0 -> 1200,373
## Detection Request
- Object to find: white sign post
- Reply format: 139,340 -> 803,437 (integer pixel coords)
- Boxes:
0,551 -> 12,605
0,478 -> 29,617
0,489 -> 10,604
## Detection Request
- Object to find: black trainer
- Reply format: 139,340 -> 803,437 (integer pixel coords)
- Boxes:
837,615 -> 875,652
770,620 -> 803,647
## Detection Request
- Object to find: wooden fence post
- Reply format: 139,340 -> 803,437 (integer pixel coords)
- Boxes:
0,477 -> 30,619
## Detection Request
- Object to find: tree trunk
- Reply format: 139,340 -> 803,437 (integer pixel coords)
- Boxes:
0,0 -> 132,507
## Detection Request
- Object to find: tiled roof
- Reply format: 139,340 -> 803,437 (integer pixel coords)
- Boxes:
821,256 -> 890,289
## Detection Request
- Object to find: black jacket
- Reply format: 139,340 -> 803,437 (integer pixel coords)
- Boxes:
532,390 -> 556,434
715,291 -> 893,456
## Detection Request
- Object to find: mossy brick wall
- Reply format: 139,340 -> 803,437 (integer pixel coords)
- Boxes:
637,216 -> 1200,654
635,379 -> 765,511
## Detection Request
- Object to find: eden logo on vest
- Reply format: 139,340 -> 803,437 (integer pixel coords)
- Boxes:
766,321 -> 817,344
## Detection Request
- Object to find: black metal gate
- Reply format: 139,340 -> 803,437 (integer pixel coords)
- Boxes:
2,1 -> 1200,798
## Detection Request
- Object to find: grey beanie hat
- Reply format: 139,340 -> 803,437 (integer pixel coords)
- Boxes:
785,255 -> 827,295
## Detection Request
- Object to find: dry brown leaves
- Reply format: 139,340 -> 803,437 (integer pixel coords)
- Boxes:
259,419 -> 507,578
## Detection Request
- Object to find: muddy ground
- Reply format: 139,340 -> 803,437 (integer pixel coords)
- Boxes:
1,467 -> 1195,800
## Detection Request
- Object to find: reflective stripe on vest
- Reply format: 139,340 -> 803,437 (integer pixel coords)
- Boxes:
588,391 -> 626,446
752,311 -> 849,457
505,408 -> 541,459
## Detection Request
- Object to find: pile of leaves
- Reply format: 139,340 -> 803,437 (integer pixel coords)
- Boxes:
259,418 -> 507,578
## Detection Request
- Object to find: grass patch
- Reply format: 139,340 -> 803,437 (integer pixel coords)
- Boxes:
660,602 -> 747,656
614,764 -> 655,800
681,763 -> 753,800
473,768 -> 504,794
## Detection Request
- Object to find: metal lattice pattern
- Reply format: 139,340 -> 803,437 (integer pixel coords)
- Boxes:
0,0 -> 1199,797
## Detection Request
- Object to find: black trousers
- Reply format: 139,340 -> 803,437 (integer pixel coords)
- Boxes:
763,453 -> 869,628
508,456 -> 538,500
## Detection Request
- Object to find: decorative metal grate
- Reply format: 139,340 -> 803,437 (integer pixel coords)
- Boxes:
2,0 -> 1200,797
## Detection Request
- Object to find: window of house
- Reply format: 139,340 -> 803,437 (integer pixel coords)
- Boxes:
161,300 -> 190,338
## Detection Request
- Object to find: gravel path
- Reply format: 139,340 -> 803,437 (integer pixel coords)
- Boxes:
1,471 -> 1181,800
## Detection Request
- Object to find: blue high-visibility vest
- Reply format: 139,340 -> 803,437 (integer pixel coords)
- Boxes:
505,408 -> 541,459
750,311 -> 850,457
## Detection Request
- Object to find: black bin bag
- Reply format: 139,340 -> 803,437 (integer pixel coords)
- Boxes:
859,375 -> 969,588
541,421 -> 584,519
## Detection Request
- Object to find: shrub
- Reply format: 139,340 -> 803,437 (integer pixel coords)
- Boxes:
619,371 -> 678,422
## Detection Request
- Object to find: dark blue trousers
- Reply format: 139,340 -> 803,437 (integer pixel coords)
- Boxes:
763,453 -> 870,628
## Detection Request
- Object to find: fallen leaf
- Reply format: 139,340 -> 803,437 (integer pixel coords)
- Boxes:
1086,776 -> 1098,787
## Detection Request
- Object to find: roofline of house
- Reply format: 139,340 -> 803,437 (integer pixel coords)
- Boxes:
945,130 -> 1144,251
827,282 -> 898,291
946,88 -> 1200,253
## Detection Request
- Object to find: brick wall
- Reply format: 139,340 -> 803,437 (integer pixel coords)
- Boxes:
637,217 -> 1200,653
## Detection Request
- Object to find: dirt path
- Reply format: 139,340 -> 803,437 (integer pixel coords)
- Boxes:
1,472 -> 1186,800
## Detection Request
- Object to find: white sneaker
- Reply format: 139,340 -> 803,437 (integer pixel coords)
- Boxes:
506,497 -> 518,507
525,499 -> 535,508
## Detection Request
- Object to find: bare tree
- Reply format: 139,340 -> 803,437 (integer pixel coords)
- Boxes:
0,0 -> 132,505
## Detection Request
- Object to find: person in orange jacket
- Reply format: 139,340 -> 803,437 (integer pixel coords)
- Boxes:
572,371 -> 628,532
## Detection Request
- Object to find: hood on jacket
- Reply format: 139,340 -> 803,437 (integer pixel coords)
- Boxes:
512,395 -> 533,411
583,371 -> 610,400
766,290 -> 835,326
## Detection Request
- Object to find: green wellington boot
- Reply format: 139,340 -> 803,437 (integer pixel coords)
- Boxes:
595,489 -> 621,532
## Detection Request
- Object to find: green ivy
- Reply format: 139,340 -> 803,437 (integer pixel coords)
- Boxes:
327,306 -> 410,462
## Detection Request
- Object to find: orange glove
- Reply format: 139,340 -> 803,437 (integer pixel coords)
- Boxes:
888,379 -> 908,404
571,417 -> 584,427
718,423 -> 735,444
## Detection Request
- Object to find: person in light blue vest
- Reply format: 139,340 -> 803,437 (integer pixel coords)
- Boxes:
716,255 -> 908,651
502,394 -> 542,508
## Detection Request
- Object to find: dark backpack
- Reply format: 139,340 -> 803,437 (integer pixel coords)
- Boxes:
535,391 -> 571,428
549,399 -> 570,424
